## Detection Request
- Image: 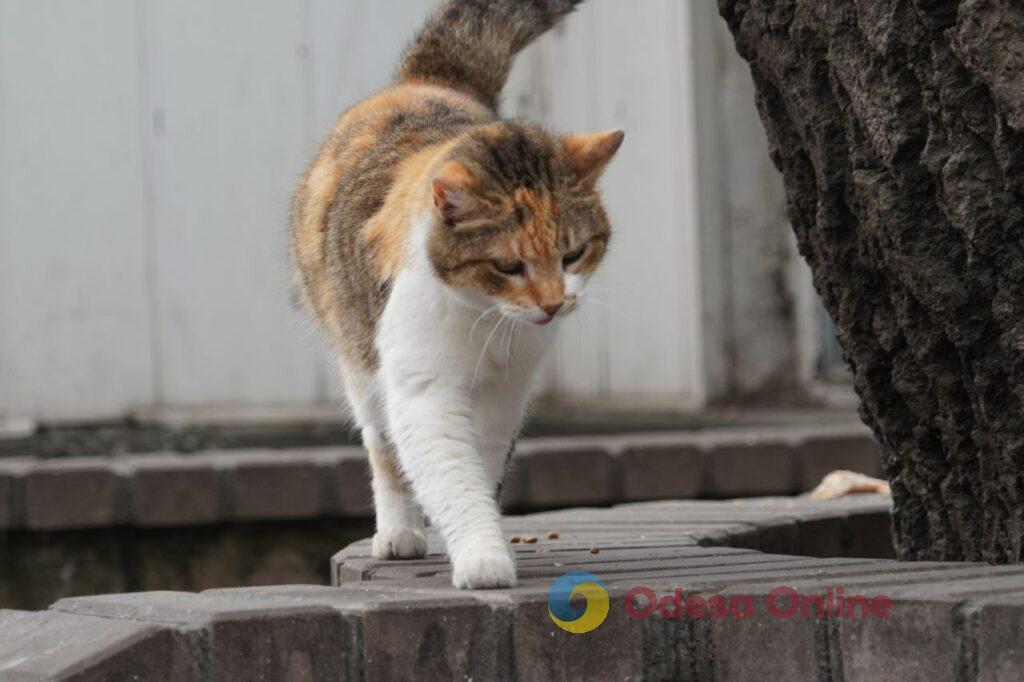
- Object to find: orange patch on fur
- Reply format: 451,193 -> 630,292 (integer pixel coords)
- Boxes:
367,444 -> 410,494
294,83 -> 490,284
301,84 -> 488,235
363,141 -> 456,280
509,188 -> 565,308
512,187 -> 558,258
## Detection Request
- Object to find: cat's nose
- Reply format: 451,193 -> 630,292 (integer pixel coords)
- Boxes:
540,302 -> 563,316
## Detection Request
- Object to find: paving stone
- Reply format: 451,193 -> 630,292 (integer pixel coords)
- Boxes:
514,545 -> 759,571
0,609 -> 193,680
25,490 -> 1024,679
354,575 -> 552,602
512,586 -> 644,681
362,598 -> 510,680
796,431 -> 883,491
0,430 -> 889,530
207,584 -> 512,679
517,438 -> 616,507
0,464 -> 14,529
636,609 -> 703,679
203,583 -> 443,611
263,446 -> 374,517
972,593 -> 1024,682
743,518 -> 800,554
704,560 -> 1024,662
206,450 -> 324,521
334,447 -> 373,516
23,458 -> 119,530
795,515 -> 847,557
53,591 -> 349,680
517,550 -> 795,584
500,453 -> 530,509
329,497 -> 895,589
600,558 -> 885,593
121,454 -> 220,526
708,591 -> 823,681
892,574 -> 1024,601
703,433 -> 797,497
715,567 -> 1003,673
836,592 -> 959,681
845,509 -> 896,559
827,576 -> 1024,682
619,435 -> 705,501
24,481 -> 1024,675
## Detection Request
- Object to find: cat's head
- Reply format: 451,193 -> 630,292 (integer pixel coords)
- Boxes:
427,121 -> 623,325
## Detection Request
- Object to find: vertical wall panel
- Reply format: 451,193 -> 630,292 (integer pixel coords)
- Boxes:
593,0 -> 702,404
0,0 -> 154,420
142,0 -> 319,406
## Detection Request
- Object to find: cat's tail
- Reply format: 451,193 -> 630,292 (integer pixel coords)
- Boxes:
397,0 -> 584,110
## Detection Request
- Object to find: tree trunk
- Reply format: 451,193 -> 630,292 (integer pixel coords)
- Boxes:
717,0 -> 1024,563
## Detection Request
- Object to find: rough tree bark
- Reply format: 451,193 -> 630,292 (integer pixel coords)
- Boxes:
718,0 -> 1024,563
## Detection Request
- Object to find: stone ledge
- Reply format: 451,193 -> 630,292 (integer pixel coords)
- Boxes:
0,609 -> 190,680
3,496 -> 1024,678
329,496 -> 1024,680
0,424 -> 881,531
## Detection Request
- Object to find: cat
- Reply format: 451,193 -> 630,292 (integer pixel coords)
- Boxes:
291,0 -> 622,589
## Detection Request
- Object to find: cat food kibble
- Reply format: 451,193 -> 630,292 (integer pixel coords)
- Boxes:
546,530 -> 560,539
509,536 -> 521,544
523,535 -> 539,544
589,546 -> 600,554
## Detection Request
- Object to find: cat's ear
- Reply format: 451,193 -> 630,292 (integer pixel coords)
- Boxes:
563,130 -> 625,185
432,160 -> 480,222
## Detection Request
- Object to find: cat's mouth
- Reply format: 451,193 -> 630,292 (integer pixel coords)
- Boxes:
533,313 -> 556,326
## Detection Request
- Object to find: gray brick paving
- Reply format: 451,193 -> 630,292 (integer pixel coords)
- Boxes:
0,426 -> 885,530
3,442 -> 1022,678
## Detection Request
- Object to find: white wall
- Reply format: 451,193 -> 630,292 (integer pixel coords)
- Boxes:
690,3 -> 821,403
0,1 -> 156,419
0,0 -> 807,421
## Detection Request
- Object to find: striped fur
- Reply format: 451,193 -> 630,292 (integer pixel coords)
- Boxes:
398,0 -> 584,109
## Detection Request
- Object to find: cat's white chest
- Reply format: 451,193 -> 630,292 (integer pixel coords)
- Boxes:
472,317 -> 524,376
378,267 -> 552,390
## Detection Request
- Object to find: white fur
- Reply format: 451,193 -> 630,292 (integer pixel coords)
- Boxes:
339,213 -> 584,589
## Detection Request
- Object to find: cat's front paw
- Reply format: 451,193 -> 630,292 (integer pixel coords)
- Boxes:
452,547 -> 517,589
372,527 -> 428,560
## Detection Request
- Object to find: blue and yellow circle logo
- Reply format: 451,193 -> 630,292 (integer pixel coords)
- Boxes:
547,571 -> 609,634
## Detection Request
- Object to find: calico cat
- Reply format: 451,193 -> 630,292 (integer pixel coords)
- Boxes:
291,0 -> 622,588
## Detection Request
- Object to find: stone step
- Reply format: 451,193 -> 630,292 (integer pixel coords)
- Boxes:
0,425 -> 881,531
4,495 -> 1024,679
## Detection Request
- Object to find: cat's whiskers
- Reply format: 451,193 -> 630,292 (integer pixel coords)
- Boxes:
502,317 -> 521,379
584,284 -> 640,293
580,295 -> 625,317
472,314 -> 507,388
575,306 -> 591,330
469,304 -> 501,342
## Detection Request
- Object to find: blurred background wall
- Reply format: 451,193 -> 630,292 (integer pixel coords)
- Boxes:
0,0 -> 848,423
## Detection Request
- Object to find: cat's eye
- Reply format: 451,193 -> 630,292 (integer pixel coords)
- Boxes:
562,244 -> 587,267
493,259 -> 525,276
